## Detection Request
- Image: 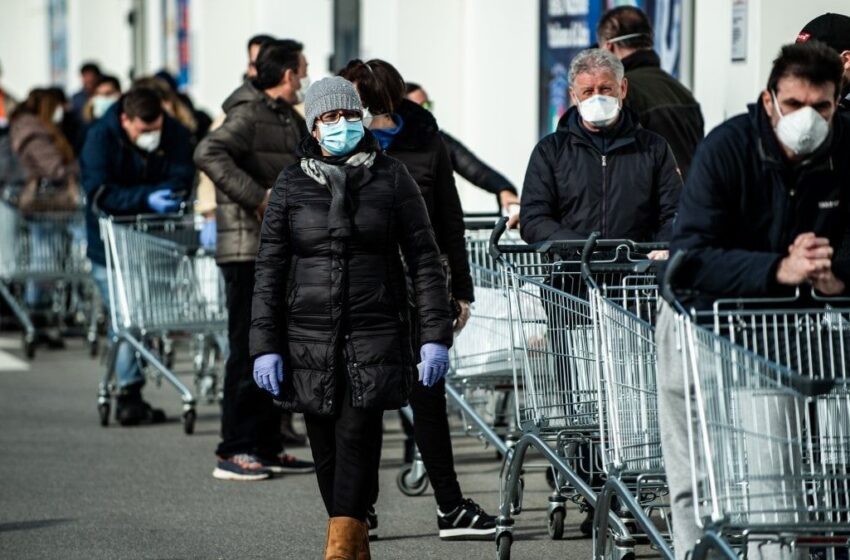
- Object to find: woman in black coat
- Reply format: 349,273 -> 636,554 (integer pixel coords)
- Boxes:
249,76 -> 453,558
339,59 -> 497,540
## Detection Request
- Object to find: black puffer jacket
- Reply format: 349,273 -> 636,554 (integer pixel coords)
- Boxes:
249,134 -> 454,415
622,49 -> 704,178
520,106 -> 682,243
387,100 -> 473,302
194,81 -> 306,264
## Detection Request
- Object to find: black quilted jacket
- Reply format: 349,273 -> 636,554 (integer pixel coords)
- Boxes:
249,134 -> 454,415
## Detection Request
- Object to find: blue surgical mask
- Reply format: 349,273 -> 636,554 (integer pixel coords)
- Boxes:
318,119 -> 365,156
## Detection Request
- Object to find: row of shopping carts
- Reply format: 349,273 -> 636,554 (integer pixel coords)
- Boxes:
434,217 -> 849,560
0,200 -> 98,358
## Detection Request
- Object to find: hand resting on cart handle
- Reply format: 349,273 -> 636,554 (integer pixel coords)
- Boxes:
147,188 -> 182,214
253,353 -> 284,397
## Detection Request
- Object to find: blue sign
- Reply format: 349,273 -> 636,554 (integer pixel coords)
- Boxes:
539,0 -> 684,136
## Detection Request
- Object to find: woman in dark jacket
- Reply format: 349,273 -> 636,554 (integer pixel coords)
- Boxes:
339,59 -> 497,540
249,77 -> 453,559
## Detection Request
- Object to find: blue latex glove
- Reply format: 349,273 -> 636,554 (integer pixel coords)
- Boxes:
147,189 -> 181,214
253,353 -> 284,397
419,342 -> 450,387
199,219 -> 216,250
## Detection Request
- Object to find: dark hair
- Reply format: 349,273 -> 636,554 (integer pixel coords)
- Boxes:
596,6 -> 654,50
767,41 -> 844,98
45,86 -> 67,104
122,87 -> 164,122
405,82 -> 423,95
252,39 -> 304,90
96,74 -> 122,93
80,62 -> 101,76
248,34 -> 275,51
154,69 -> 178,92
338,59 -> 406,115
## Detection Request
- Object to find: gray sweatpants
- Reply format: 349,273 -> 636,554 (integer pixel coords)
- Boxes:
656,302 -> 802,560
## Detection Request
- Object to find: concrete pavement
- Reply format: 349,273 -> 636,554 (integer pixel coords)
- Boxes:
0,333 -> 609,560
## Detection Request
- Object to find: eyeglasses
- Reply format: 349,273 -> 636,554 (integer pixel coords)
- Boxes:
318,110 -> 363,124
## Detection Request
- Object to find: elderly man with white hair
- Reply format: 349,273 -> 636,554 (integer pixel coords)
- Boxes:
520,48 -> 682,250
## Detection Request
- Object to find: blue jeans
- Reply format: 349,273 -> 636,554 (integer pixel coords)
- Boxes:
91,263 -> 144,389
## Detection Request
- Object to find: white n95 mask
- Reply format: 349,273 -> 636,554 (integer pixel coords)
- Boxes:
772,91 -> 829,156
577,94 -> 621,128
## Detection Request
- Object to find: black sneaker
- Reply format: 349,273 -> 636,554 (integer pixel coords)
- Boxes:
115,386 -> 166,426
257,453 -> 315,474
579,508 -> 594,536
213,454 -> 272,481
437,498 -> 497,540
366,506 -> 378,541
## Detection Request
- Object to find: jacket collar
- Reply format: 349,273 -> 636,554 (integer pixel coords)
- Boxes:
223,80 -> 295,116
558,105 -> 639,154
621,49 -> 661,72
389,99 -> 438,151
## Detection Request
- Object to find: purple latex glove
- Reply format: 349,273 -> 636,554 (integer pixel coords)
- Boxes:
199,219 -> 216,250
253,353 -> 284,397
147,189 -> 181,214
419,342 -> 449,387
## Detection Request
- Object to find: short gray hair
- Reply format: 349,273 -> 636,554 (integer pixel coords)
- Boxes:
568,48 -> 624,87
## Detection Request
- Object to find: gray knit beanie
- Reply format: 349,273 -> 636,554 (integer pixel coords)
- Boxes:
304,76 -> 362,131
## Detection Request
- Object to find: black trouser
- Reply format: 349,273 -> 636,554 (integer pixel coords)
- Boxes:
216,262 -> 282,458
305,380 -> 384,520
372,378 -> 464,513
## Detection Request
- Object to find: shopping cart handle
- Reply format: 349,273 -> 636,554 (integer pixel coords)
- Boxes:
661,250 -> 687,305
580,232 -> 601,280
489,216 -> 509,260
780,372 -> 835,397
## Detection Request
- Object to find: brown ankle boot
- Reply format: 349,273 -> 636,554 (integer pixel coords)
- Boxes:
324,517 -> 369,560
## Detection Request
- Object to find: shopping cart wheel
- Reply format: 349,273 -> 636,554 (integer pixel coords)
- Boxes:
606,534 -> 635,560
183,409 -> 196,435
98,402 -> 110,427
396,465 -> 429,496
547,509 -> 565,540
496,533 -> 512,560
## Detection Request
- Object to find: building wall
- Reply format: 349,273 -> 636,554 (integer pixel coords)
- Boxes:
1,0 -> 848,209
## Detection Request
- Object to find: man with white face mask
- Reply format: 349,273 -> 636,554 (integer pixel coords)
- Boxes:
80,86 -> 195,425
656,41 -> 850,560
521,48 -> 682,254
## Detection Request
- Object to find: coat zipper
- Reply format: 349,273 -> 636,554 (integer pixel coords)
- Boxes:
601,155 -> 608,236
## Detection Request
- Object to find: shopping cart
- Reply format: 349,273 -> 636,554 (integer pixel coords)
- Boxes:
581,235 -> 673,560
397,215 -> 539,496
662,251 -> 850,559
98,214 -> 227,434
489,219 -> 668,560
0,200 -> 96,358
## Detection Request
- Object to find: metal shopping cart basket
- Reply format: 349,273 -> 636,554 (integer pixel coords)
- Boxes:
97,214 -> 226,434
0,200 -> 96,358
489,219 -> 668,560
397,215 -> 543,496
662,251 -> 850,560
581,234 -> 673,560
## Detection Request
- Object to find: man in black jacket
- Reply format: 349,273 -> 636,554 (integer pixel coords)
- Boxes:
520,48 -> 682,248
796,12 -> 850,111
194,39 -> 314,481
657,42 -> 849,560
597,6 -> 704,177
82,87 -> 194,425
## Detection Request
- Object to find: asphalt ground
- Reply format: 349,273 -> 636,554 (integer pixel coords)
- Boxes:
0,333 -> 657,560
